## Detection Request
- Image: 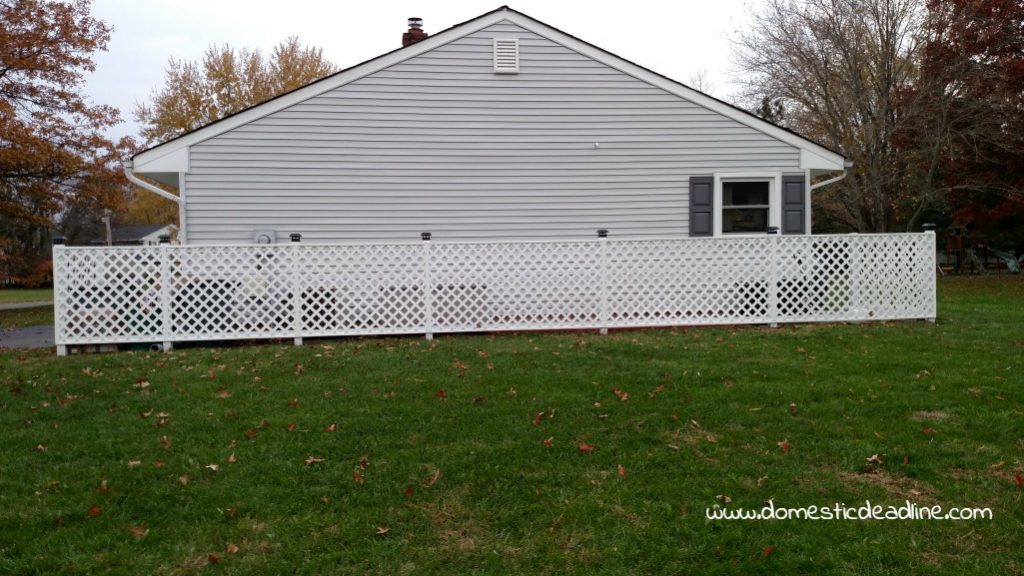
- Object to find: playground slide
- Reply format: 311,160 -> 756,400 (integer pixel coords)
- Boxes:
986,247 -> 1021,274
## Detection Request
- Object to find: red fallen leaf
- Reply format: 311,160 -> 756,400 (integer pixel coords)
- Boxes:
359,456 -> 369,469
87,505 -> 102,517
353,468 -> 365,484
97,479 -> 110,494
922,427 -> 937,436
243,428 -> 257,438
617,464 -> 627,479
217,388 -> 231,399
612,388 -> 629,401
226,543 -> 240,555
403,485 -> 415,498
1013,472 -> 1024,488
289,398 -> 299,408
579,442 -> 595,454
287,422 -> 297,431
305,456 -> 325,466
226,506 -> 238,518
436,389 -> 448,399
533,411 -> 544,426
178,474 -> 189,486
543,436 -> 554,448
761,545 -> 776,559
421,469 -> 443,487
227,453 -> 237,464
649,385 -> 666,398
207,554 -> 220,565
777,439 -> 791,453
153,459 -> 166,468
129,525 -> 148,539
324,423 -> 337,432
903,455 -> 910,465
472,396 -> 484,405
160,435 -> 171,450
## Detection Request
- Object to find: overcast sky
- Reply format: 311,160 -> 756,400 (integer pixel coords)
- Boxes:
84,0 -> 760,141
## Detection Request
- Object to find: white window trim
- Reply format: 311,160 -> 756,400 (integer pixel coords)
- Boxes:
713,172 -> 782,237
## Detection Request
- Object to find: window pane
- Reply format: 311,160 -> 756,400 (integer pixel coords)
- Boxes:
722,208 -> 769,233
723,181 -> 770,206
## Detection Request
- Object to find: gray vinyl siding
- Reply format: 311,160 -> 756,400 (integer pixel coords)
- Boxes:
184,21 -> 801,243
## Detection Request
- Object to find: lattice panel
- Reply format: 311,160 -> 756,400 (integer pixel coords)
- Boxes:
52,233 -> 936,348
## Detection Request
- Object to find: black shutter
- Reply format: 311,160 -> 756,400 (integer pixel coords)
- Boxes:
781,175 -> 806,235
689,176 -> 713,236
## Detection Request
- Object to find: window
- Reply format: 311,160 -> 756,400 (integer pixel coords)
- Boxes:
721,181 -> 770,234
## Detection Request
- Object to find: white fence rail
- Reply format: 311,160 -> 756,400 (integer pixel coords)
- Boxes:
52,233 -> 936,354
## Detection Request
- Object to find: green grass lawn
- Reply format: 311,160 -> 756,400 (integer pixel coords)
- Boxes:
0,288 -> 53,304
0,305 -> 53,331
1,277 -> 1022,575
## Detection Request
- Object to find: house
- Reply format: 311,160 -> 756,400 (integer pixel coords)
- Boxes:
91,224 -> 179,246
127,6 -> 848,245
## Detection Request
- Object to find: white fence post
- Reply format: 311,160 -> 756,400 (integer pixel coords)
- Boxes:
290,234 -> 303,346
159,235 -> 173,352
421,232 -> 434,340
597,229 -> 609,335
766,228 -> 780,328
52,237 -> 67,357
924,229 -> 937,322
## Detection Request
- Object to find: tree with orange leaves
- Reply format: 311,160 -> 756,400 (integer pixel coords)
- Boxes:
1,0 -> 133,282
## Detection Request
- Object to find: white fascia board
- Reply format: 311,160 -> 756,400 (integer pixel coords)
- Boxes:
499,12 -> 847,169
799,148 -> 845,171
130,11 -> 512,171
132,146 -> 189,174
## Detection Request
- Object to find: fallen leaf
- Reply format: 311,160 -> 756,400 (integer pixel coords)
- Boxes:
968,387 -> 981,397
436,389 -> 448,400
617,464 -> 627,479
205,464 -> 219,472
612,388 -> 629,401
97,479 -> 110,494
472,396 -> 484,405
287,422 -> 297,431
153,459 -> 166,468
178,474 -> 189,486
289,398 -> 299,408
533,411 -> 543,426
716,494 -> 732,504
359,456 -> 369,469
243,428 -> 257,438
130,525 -> 148,539
293,363 -> 304,376
31,444 -> 47,452
705,433 -> 718,443
353,468 -> 365,484
761,545 -> 776,559
305,456 -> 325,466
160,435 -> 171,450
1013,472 -> 1024,488
543,436 -> 554,448
227,453 -> 237,464
403,485 -> 415,498
376,526 -> 390,536
788,403 -> 798,414
922,427 -> 936,436
87,505 -> 102,517
217,388 -> 232,399
127,460 -> 142,468
757,475 -> 769,488
649,385 -> 666,398
324,423 -> 337,433
226,543 -> 240,555
421,469 -> 443,487
667,444 -> 680,451
777,439 -> 791,453
578,442 -> 595,454
227,506 -> 238,518
866,454 -> 883,465
258,419 -> 270,429
207,554 -> 220,565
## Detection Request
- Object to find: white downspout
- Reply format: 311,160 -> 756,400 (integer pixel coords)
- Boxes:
124,165 -> 182,204
124,165 -> 186,243
810,160 -> 854,191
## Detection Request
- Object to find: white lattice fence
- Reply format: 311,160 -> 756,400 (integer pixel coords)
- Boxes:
52,233 -> 936,353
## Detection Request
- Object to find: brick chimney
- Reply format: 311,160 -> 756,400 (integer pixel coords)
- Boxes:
402,17 -> 428,47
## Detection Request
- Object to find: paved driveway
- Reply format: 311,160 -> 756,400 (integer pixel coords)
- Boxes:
0,301 -> 54,350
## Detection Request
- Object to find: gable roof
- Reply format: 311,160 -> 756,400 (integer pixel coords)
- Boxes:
131,6 -> 846,176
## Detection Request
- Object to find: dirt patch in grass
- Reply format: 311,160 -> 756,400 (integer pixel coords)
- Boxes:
837,469 -> 939,503
420,486 -> 489,553
910,410 -> 949,422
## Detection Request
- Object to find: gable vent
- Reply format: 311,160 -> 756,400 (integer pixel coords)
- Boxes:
493,38 -> 519,73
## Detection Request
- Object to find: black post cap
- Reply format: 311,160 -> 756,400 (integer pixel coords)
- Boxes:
158,234 -> 171,244
421,232 -> 432,241
53,236 -> 66,245
290,233 -> 302,242
767,226 -> 780,235
597,229 -> 609,238
922,222 -> 937,232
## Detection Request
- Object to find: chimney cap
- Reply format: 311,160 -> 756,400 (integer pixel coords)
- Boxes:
408,17 -> 423,29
